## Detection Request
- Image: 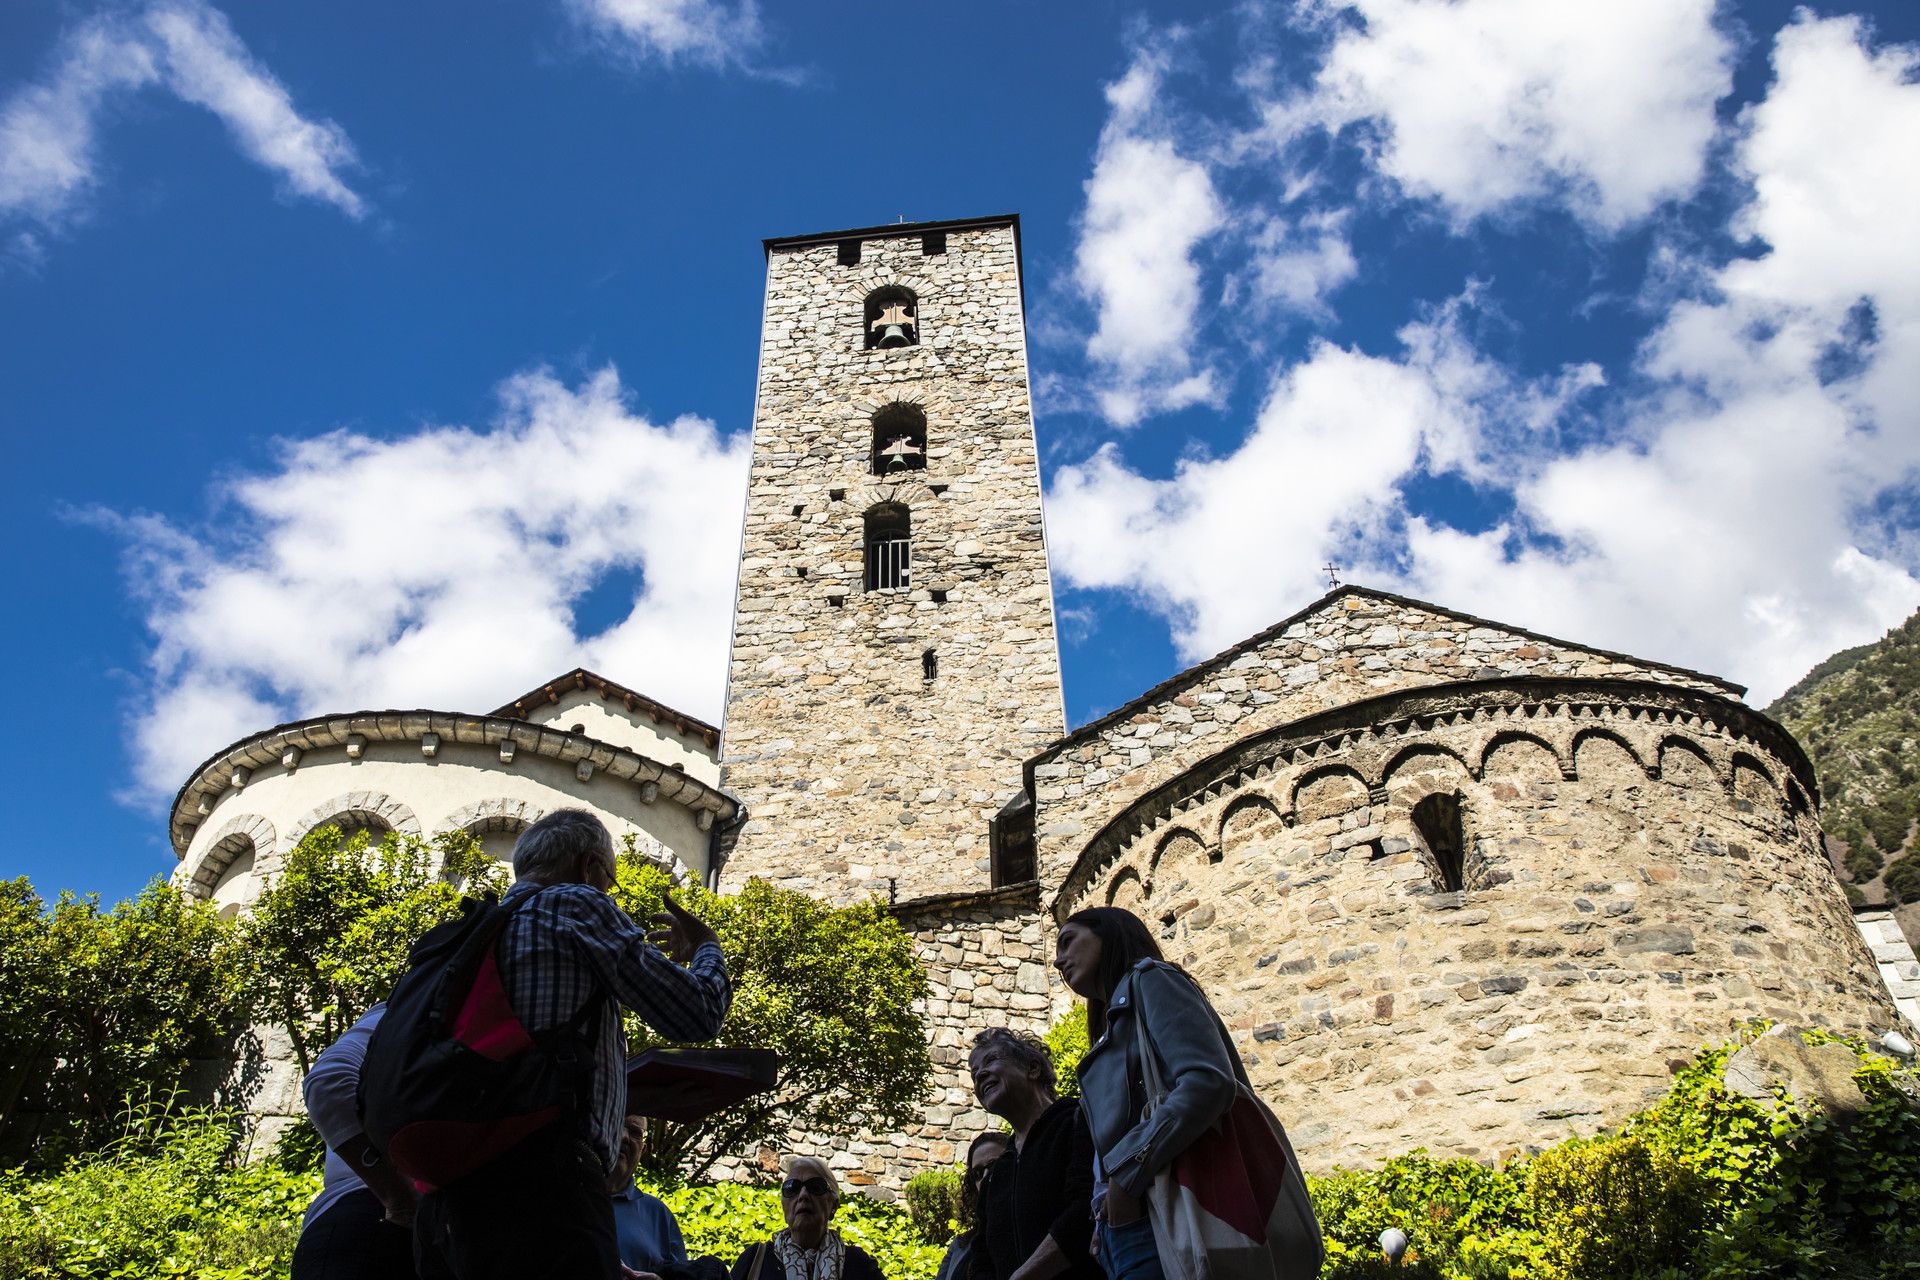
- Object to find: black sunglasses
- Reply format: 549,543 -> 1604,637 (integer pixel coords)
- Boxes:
781,1176 -> 833,1198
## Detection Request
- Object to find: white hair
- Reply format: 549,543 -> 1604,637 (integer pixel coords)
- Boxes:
783,1155 -> 839,1198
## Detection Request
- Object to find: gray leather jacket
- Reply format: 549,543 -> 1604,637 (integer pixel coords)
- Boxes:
1075,959 -> 1244,1198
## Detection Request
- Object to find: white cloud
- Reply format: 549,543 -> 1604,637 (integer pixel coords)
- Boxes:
103,367 -> 748,803
0,0 -> 363,241
566,0 -> 766,70
142,1 -> 365,218
1073,53 -> 1226,427
1049,12 -> 1920,706
1268,0 -> 1735,229
1048,300 -> 1546,653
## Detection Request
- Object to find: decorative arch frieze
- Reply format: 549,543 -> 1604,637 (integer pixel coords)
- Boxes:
1570,726 -> 1655,779
1046,676 -> 1816,920
436,797 -> 546,839
185,813 -> 276,898
1479,730 -> 1567,781
286,791 -> 422,849
1216,794 -> 1285,854
1379,742 -> 1475,792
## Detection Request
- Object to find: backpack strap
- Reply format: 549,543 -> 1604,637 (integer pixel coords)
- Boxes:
748,1242 -> 770,1280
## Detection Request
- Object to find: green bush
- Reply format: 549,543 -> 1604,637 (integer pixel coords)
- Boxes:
903,1166 -> 964,1244
1045,1006 -> 1090,1099
1885,853 -> 1920,904
1310,1026 -> 1920,1280
1525,1136 -> 1699,1279
0,1099 -> 316,1279
651,1178 -> 942,1280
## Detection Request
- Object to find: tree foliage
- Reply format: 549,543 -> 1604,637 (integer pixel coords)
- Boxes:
610,855 -> 933,1181
0,877 -> 241,1165
1043,1005 -> 1090,1100
1309,1025 -> 1920,1279
237,826 -> 506,1073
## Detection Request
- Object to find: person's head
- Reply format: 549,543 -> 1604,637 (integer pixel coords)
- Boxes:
1056,907 -> 1164,1039
779,1155 -> 840,1247
610,1114 -> 647,1192
968,1028 -> 1055,1122
513,808 -> 615,889
961,1131 -> 1011,1218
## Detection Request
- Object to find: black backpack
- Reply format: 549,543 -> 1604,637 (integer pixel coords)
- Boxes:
358,888 -> 598,1189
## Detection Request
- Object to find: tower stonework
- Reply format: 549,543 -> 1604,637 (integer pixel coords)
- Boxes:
718,216 -> 1065,903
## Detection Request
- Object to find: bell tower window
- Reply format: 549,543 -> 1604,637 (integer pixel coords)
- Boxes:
864,503 -> 911,592
871,403 -> 927,475
865,286 -> 918,350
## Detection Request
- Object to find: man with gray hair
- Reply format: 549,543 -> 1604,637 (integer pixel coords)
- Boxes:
967,1028 -> 1098,1280
414,808 -> 731,1280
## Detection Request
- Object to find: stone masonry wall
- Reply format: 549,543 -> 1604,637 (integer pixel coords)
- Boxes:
1053,679 -> 1893,1168
721,221 -> 1065,904
1030,589 -> 1749,890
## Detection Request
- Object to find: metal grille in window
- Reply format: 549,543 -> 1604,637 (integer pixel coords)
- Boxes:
866,537 -> 910,591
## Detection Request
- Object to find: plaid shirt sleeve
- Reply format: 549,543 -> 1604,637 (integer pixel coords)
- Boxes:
560,888 -> 733,1042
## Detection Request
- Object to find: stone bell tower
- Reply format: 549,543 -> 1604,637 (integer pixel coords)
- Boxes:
718,215 -> 1065,904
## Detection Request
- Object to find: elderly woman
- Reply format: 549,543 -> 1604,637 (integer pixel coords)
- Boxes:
728,1157 -> 884,1280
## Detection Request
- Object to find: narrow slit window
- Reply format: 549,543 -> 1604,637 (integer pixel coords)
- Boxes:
1411,792 -> 1467,893
871,403 -> 928,475
863,502 -> 911,593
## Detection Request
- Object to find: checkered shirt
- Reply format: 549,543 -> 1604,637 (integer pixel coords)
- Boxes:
497,880 -> 732,1171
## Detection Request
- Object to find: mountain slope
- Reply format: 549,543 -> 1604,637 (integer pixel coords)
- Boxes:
1767,608 -> 1920,905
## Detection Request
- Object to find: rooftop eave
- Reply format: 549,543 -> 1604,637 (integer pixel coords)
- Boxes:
168,709 -> 742,858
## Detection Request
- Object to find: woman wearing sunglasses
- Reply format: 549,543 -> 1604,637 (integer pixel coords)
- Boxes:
729,1158 -> 885,1280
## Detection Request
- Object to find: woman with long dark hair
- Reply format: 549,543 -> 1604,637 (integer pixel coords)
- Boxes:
1054,907 -> 1321,1280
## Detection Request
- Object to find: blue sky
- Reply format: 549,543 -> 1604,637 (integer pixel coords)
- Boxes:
4,0 -> 1917,904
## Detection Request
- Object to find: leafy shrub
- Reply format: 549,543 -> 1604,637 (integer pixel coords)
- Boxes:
0,1099 -> 316,1279
1525,1136 -> 1699,1279
1885,853 -> 1920,904
1045,1006 -> 1090,1099
1310,1026 -> 1920,1280
652,1178 -> 942,1280
903,1166 -> 964,1244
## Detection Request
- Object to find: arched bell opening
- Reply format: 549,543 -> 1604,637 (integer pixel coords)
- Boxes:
864,286 -> 918,350
870,403 -> 928,476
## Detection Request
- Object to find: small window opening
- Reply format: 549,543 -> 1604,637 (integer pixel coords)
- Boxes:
827,594 -> 845,608
863,502 -> 911,593
871,403 -> 928,475
1412,792 -> 1467,893
930,588 -> 947,604
837,240 -> 861,267
928,483 -> 948,496
791,504 -> 803,517
922,232 -> 947,256
922,648 -> 937,681
796,566 -> 808,578
829,488 -> 845,502
864,285 -> 918,350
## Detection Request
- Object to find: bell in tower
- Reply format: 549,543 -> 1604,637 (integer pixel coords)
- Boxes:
864,286 -> 919,350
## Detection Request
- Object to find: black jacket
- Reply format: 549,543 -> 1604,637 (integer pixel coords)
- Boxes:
969,1100 -> 1100,1280
730,1240 -> 884,1280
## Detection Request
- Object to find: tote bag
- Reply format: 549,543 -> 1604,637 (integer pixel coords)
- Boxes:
1133,985 -> 1324,1280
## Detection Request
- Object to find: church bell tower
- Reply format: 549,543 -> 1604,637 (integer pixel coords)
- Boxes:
718,216 -> 1065,903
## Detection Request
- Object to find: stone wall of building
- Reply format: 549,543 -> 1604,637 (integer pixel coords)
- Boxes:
1028,589 -> 1746,890
721,219 -> 1065,904
1049,676 -> 1894,1168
